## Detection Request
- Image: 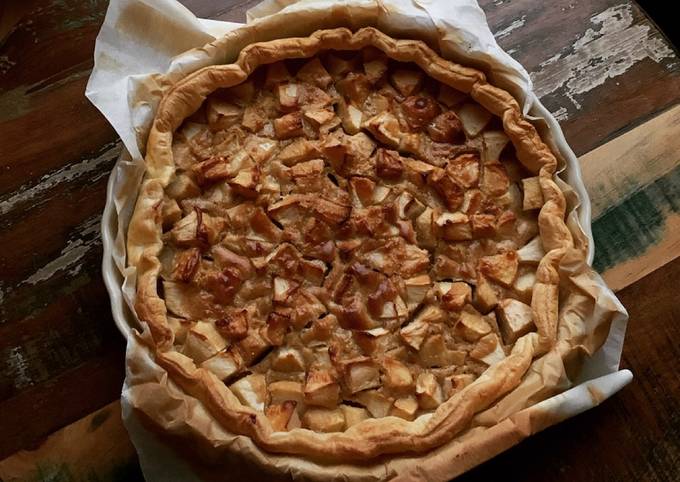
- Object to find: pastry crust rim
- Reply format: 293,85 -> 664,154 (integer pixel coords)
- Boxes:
126,26 -> 579,461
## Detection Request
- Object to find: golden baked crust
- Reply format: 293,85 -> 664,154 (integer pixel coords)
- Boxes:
127,27 -> 578,461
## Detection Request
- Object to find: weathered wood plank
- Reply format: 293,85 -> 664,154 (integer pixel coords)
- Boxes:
0,336 -> 125,460
0,143 -> 120,324
0,0 -> 124,460
0,0 -> 114,195
182,0 -> 261,21
0,402 -> 141,482
579,104 -> 680,290
481,0 -> 680,155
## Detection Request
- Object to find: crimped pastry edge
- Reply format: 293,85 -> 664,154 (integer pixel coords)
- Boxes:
127,26 -> 580,461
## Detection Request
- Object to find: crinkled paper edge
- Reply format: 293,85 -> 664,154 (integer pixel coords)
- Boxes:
94,0 -> 630,479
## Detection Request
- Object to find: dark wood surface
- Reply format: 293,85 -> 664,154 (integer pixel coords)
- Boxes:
0,0 -> 678,480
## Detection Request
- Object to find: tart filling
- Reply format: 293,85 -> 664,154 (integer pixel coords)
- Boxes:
129,27 -> 577,460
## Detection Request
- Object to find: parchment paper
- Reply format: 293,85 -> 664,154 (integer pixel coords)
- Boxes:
89,0 -> 631,480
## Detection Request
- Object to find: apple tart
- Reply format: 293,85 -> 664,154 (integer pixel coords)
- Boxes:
128,27 -> 580,460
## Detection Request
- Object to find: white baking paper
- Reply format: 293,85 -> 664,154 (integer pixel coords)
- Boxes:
90,0 -> 631,479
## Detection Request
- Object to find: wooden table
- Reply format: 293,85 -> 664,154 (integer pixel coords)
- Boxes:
1,0 -> 679,480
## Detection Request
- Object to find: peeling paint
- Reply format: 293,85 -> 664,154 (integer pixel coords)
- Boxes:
22,214 -> 102,286
5,346 -> 35,390
0,210 -> 104,324
552,106 -> 569,121
539,52 -> 562,68
0,55 -> 17,75
531,4 -> 675,111
0,141 -> 121,217
494,15 -> 526,40
0,68 -> 92,123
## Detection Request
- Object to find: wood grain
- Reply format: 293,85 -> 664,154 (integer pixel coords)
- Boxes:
0,0 -> 124,462
0,0 -> 678,480
0,402 -> 141,482
579,104 -> 680,290
480,0 -> 680,155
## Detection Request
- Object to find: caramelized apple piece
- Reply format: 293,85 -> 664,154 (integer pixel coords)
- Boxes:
447,153 -> 480,188
325,54 -> 356,79
336,72 -> 372,104
302,407 -> 345,432
363,112 -> 402,148
375,148 -> 404,179
172,248 -> 201,282
390,69 -> 424,97
441,282 -> 472,311
201,349 -> 243,380
354,389 -> 394,418
404,274 -> 432,310
475,274 -> 500,313
482,130 -> 510,162
419,335 -> 466,367
227,166 -> 260,198
479,251 -> 519,287
457,305 -> 492,341
273,111 -> 304,139
471,213 -> 497,238
338,100 -> 363,135
166,173 -> 200,200
230,373 -> 266,411
428,168 -> 464,210
214,309 -> 249,341
304,369 -> 340,408
269,380 -> 304,405
514,271 -> 536,302
416,373 -> 443,410
277,83 -> 299,111
206,98 -> 242,131
437,85 -> 467,107
400,320 -> 429,350
497,298 -> 535,344
363,57 -> 388,83
415,207 -> 437,248
443,373 -> 475,398
390,396 -> 419,420
482,163 -> 510,196
517,237 -> 545,263
470,333 -> 506,366
342,357 -> 381,394
382,357 -> 414,393
296,58 -> 332,88
264,61 -> 292,87
277,139 -> 320,166
436,212 -> 472,241
266,401 -> 298,431
522,176 -> 544,210
457,103 -> 493,137
427,111 -> 465,143
340,405 -> 370,427
402,95 -> 441,130
271,347 -> 306,372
